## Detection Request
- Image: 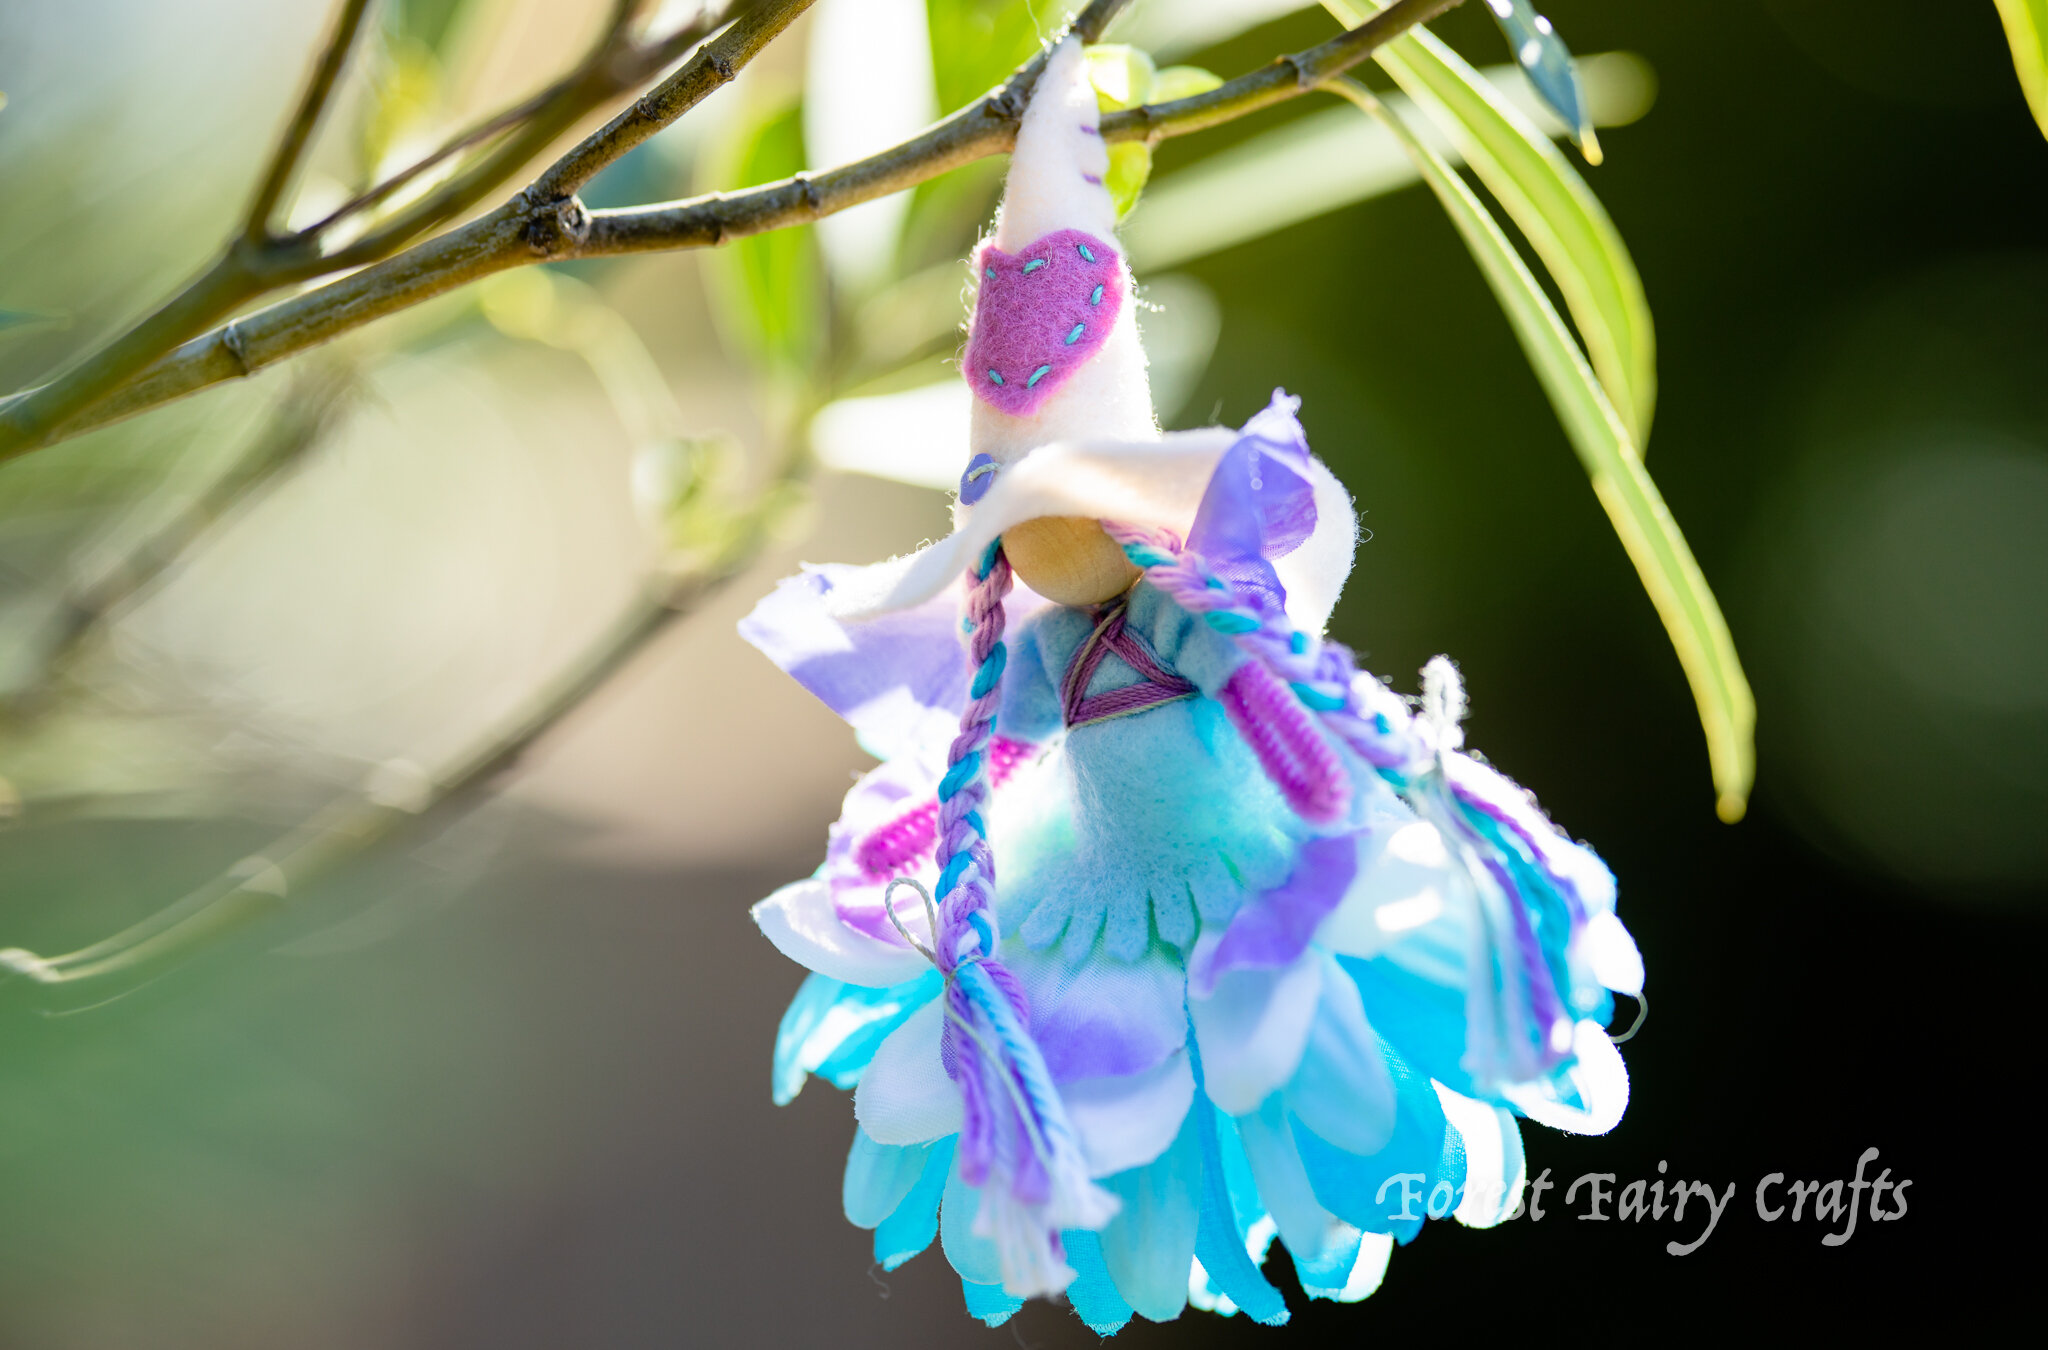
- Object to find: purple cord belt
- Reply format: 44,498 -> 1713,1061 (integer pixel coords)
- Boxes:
1059,598 -> 1197,729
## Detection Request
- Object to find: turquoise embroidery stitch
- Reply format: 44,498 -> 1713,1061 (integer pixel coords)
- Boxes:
988,370 -> 1005,386
1090,284 -> 1104,306
1023,258 -> 1047,274
1077,242 -> 1096,262
1066,323 -> 1086,345
1026,364 -> 1052,387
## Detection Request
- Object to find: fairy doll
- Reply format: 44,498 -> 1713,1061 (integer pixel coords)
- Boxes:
740,35 -> 1644,1332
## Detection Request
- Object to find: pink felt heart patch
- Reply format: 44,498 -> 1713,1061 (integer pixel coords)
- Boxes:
963,228 -> 1123,418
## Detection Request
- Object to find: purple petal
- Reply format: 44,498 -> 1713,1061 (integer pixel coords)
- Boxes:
1003,943 -> 1188,1083
738,564 -> 968,760
1185,391 -> 1320,610
1200,836 -> 1359,990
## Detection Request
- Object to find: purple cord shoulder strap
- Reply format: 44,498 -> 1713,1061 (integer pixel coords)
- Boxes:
1059,596 -> 1197,729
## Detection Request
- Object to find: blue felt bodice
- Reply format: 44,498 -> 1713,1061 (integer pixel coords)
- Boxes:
990,581 -> 1316,965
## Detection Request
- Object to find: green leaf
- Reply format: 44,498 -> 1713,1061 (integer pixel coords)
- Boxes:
1332,81 -> 1754,822
925,0 -> 1043,113
1325,2 -> 1656,447
1082,50 -> 1219,220
1150,65 -> 1225,104
1084,44 -> 1157,110
1995,0 -> 2048,141
699,100 -> 825,383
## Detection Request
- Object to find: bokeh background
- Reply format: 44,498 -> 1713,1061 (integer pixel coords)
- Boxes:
1,0 -> 2039,1343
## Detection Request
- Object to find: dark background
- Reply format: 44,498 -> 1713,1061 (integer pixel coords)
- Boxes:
1,0 -> 2041,1344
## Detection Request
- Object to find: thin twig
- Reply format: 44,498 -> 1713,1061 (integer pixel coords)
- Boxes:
243,0 -> 378,242
0,538 -> 765,1001
12,363 -> 358,711
0,0 -> 791,459
2,0 -> 1454,457
315,0 -> 768,270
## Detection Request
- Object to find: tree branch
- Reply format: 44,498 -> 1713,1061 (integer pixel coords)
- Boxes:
0,0 -> 800,460
242,0 -> 378,243
0,545 -> 758,1001
1,0 -> 1456,459
7,364 -> 357,714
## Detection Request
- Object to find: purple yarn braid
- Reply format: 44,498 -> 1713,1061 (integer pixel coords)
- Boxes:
930,542 -> 1103,1242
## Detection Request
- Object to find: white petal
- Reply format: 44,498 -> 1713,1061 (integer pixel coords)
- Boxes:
1316,822 -> 1462,961
1434,1082 -> 1527,1228
854,999 -> 963,1145
1189,950 -> 1321,1116
1271,454 -> 1357,636
1502,1020 -> 1630,1137
1337,1232 -> 1393,1302
751,878 -> 932,989
1283,952 -> 1397,1156
1063,1050 -> 1196,1178
1580,910 -> 1644,996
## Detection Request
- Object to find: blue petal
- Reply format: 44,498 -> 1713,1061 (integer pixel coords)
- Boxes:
844,1129 -> 932,1229
939,1150 -> 1001,1285
1343,953 -> 1475,1099
1097,1108 -> 1201,1323
1234,1096 -> 1339,1263
1289,1046 -> 1466,1241
1187,1038 -> 1291,1326
960,1279 -> 1023,1327
875,1135 -> 955,1270
773,970 -> 942,1104
1291,1225 -> 1363,1301
1062,1230 -> 1135,1335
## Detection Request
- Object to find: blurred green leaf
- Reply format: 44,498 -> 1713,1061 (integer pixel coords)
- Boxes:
1151,65 -> 1225,103
1085,47 -> 1226,219
699,100 -> 825,385
1326,2 -> 1657,446
925,0 -> 1042,112
0,308 -> 66,337
1995,0 -> 2048,141
1338,82 -> 1754,821
357,32 -> 443,181
390,0 -> 473,56
1085,44 -> 1157,109
1476,0 -> 1596,154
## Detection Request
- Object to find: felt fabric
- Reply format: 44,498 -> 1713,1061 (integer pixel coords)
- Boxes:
995,581 -> 1309,963
970,37 -> 1154,462
965,229 -> 1124,418
738,23 -> 1640,1310
994,37 -> 1116,250
825,396 -> 1358,635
